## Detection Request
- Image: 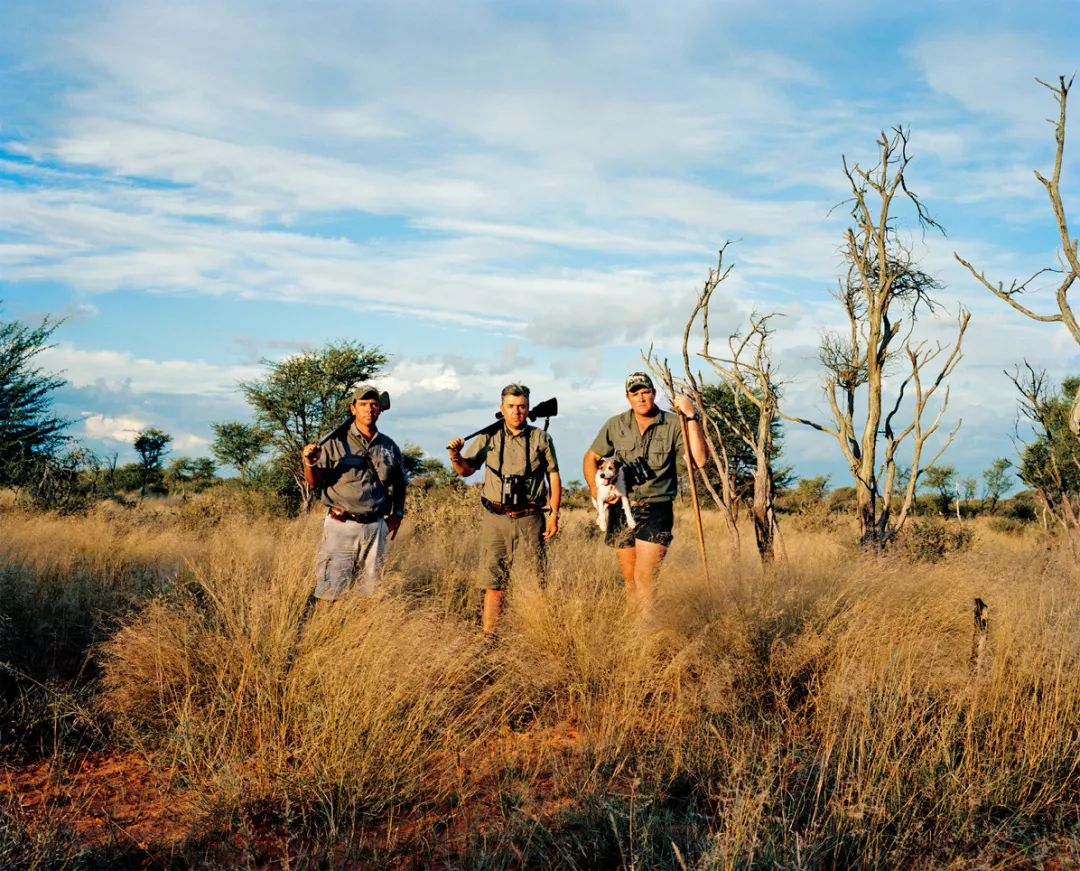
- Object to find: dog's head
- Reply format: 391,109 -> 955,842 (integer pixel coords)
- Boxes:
597,457 -> 620,485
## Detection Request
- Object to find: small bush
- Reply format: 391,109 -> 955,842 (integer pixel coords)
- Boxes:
171,481 -> 287,532
987,515 -> 1029,535
897,519 -> 974,562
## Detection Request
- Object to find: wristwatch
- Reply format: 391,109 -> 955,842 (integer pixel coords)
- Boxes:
685,414 -> 700,422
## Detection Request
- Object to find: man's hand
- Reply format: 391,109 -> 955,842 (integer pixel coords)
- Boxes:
386,515 -> 403,541
543,513 -> 559,540
604,491 -> 621,504
302,443 -> 321,465
673,393 -> 696,418
447,437 -> 464,457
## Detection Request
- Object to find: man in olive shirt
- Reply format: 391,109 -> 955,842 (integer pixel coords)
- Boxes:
583,372 -> 706,614
301,384 -> 406,601
447,384 -> 561,636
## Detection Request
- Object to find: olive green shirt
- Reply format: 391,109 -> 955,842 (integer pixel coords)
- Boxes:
589,409 -> 685,503
462,424 -> 559,505
316,424 -> 406,516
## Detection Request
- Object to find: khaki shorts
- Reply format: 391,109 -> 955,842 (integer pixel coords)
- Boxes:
479,511 -> 546,591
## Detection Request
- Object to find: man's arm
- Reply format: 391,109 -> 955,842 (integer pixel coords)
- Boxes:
446,437 -> 478,477
544,471 -> 561,540
673,394 -> 708,469
302,444 -> 322,489
386,447 -> 406,540
583,450 -> 601,501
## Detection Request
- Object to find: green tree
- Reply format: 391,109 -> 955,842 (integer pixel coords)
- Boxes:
700,381 -> 790,506
786,475 -> 830,514
0,311 -> 69,487
1010,368 -> 1080,529
165,456 -> 217,495
133,427 -> 172,496
111,462 -> 146,494
959,476 -> 978,515
981,458 -> 1012,513
210,421 -> 270,480
239,341 -> 387,509
401,443 -> 454,485
922,465 -> 956,517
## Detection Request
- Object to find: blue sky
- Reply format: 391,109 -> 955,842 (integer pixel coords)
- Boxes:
1,0 -> 1078,486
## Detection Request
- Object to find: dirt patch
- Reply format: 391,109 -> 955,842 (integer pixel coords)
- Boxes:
1,750 -> 205,855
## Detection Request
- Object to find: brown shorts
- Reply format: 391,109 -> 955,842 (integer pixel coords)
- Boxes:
479,511 -> 547,591
604,500 -> 674,549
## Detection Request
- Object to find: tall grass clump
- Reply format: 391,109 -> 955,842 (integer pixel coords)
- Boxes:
97,516 -> 498,848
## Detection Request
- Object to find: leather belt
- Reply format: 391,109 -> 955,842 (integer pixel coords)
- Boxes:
481,497 -> 546,519
328,506 -> 383,524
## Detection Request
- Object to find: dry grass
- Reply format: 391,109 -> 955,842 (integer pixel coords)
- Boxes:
3,490 -> 1080,867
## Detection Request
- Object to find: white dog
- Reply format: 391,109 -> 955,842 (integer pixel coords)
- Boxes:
594,457 -> 636,532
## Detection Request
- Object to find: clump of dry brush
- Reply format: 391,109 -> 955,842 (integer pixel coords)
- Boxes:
4,490 -> 1080,867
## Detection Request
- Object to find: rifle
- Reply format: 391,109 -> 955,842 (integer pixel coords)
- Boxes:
448,397 -> 558,449
317,391 -> 391,447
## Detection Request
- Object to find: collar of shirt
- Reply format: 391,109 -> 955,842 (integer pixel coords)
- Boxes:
624,408 -> 666,436
347,423 -> 381,450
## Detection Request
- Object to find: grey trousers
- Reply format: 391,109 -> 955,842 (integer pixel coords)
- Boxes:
313,512 -> 388,600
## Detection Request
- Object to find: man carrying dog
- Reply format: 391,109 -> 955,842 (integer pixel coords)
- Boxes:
583,372 -> 707,615
447,384 -> 561,636
301,384 -> 406,601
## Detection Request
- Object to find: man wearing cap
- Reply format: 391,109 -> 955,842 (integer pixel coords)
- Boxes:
447,384 -> 561,636
300,384 -> 407,601
583,372 -> 707,615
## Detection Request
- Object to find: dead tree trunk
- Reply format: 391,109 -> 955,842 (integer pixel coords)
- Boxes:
699,312 -> 783,564
781,127 -> 967,551
646,246 -> 742,555
970,597 -> 989,676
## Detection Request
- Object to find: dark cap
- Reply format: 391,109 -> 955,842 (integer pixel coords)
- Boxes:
625,371 -> 654,393
351,383 -> 381,402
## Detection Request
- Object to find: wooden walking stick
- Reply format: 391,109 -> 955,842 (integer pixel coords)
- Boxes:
679,411 -> 711,586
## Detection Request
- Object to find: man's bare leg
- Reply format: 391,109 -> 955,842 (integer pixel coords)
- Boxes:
482,589 -> 504,637
617,547 -> 637,606
632,541 -> 668,616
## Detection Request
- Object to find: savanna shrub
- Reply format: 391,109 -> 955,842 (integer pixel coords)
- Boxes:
987,515 -> 1029,535
898,518 -> 974,562
171,481 -> 286,532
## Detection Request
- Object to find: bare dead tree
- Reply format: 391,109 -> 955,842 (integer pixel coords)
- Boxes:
698,313 -> 782,563
644,245 -> 741,553
955,75 -> 1080,432
782,127 -> 969,549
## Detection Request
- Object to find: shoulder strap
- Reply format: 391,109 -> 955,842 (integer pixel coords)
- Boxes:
493,425 -> 533,479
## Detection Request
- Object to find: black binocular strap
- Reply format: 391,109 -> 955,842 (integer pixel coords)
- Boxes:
495,425 -> 531,480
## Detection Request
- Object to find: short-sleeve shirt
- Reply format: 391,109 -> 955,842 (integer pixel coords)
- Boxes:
589,409 -> 684,503
462,424 -> 559,505
316,424 -> 405,516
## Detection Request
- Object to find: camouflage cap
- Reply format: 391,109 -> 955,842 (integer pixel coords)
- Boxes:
351,383 -> 381,402
625,371 -> 655,393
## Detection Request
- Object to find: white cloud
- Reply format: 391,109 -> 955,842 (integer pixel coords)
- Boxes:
173,433 -> 211,452
81,412 -> 210,454
40,343 -> 261,396
907,31 -> 1073,133
82,413 -> 146,443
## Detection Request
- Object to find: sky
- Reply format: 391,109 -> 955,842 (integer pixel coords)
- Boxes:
1,0 -> 1078,488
